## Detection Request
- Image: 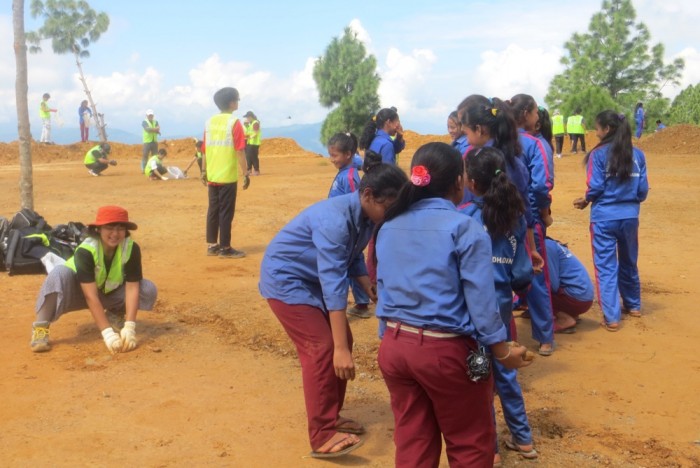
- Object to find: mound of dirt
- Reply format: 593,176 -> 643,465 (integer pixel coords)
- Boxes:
637,124 -> 700,155
0,136 -> 314,166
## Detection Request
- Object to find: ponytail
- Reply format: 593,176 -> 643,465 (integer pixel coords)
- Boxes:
465,147 -> 524,237
359,108 -> 399,151
458,94 -> 521,166
584,110 -> 634,180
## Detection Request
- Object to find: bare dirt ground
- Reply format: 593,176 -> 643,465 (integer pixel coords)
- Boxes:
0,127 -> 699,467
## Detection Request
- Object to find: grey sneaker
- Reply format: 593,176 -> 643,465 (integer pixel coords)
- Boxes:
207,244 -> 221,256
219,247 -> 246,259
30,321 -> 51,352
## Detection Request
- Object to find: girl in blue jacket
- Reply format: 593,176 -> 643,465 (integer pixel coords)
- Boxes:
461,146 -> 537,464
510,93 -> 556,356
359,107 -> 402,164
574,110 -> 649,331
259,152 -> 407,458
327,132 -> 371,318
375,142 -> 532,467
447,110 -> 469,155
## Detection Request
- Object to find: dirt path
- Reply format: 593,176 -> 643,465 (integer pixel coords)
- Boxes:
0,134 -> 699,467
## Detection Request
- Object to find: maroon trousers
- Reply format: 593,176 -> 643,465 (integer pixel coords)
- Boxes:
551,289 -> 592,318
378,327 -> 494,468
267,299 -> 352,450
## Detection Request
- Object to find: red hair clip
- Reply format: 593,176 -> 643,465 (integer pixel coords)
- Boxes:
410,165 -> 431,187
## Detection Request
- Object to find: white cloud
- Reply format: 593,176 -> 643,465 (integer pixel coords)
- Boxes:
349,19 -> 372,51
379,47 -> 437,113
473,44 -> 564,105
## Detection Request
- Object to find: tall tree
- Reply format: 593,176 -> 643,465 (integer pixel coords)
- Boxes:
27,0 -> 110,142
668,84 -> 700,125
13,0 -> 34,209
313,27 -> 380,145
545,0 -> 684,130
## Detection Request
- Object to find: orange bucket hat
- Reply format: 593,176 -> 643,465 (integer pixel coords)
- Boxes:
88,205 -> 138,230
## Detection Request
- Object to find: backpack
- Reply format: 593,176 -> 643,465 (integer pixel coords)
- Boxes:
9,208 -> 51,232
4,227 -> 49,275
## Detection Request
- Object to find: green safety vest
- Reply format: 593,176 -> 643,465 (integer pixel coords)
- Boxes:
39,100 -> 50,119
567,115 -> 584,134
144,154 -> 163,176
65,237 -> 134,294
142,119 -> 159,143
205,113 -> 240,184
552,115 -> 565,135
84,145 -> 102,164
246,119 -> 261,146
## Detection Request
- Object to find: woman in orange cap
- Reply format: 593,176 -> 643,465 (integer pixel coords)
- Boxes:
29,206 -> 157,354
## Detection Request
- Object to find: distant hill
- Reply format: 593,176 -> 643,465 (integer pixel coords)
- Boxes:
0,122 -> 326,155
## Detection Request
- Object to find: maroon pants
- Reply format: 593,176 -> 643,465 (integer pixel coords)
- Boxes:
378,327 -> 494,468
267,299 -> 352,450
551,289 -> 592,318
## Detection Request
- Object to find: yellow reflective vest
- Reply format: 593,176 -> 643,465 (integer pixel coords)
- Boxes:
65,237 -> 134,294
142,119 -> 159,143
552,114 -> 565,135
205,113 -> 240,184
84,145 -> 102,164
567,115 -> 584,134
246,119 -> 261,146
39,100 -> 51,119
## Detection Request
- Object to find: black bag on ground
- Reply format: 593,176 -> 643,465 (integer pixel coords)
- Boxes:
4,227 -> 48,275
50,222 -> 87,259
9,208 -> 51,232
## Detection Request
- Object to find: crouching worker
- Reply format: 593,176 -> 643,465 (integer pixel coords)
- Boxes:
85,142 -> 116,176
145,148 -> 169,180
30,206 -> 157,354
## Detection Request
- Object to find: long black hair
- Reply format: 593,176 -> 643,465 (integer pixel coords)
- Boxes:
359,107 -> 399,151
359,150 -> 407,201
458,94 -> 521,167
383,142 -> 462,222
465,147 -> 524,237
536,106 -> 553,151
584,110 -> 634,181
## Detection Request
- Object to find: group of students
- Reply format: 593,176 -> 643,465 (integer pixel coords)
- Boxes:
260,94 -> 648,465
27,85 -> 648,465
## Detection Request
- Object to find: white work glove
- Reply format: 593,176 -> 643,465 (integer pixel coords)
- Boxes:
120,321 -> 138,352
101,327 -> 123,354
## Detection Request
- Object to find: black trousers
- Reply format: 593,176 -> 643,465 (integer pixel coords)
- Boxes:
206,182 -> 238,248
245,144 -> 260,172
554,135 -> 564,154
570,134 -> 586,152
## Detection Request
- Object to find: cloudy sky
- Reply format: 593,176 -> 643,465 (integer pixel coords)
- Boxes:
1,0 -> 698,140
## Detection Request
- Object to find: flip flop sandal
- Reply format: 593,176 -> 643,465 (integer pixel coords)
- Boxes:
602,321 -> 620,332
554,325 -> 577,334
309,437 -> 364,459
504,439 -> 538,459
538,342 -> 555,356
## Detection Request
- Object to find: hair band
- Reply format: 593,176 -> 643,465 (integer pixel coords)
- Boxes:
410,165 -> 431,187
495,169 -> 502,176
618,113 -> 625,121
491,108 -> 498,116
372,115 -> 377,122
